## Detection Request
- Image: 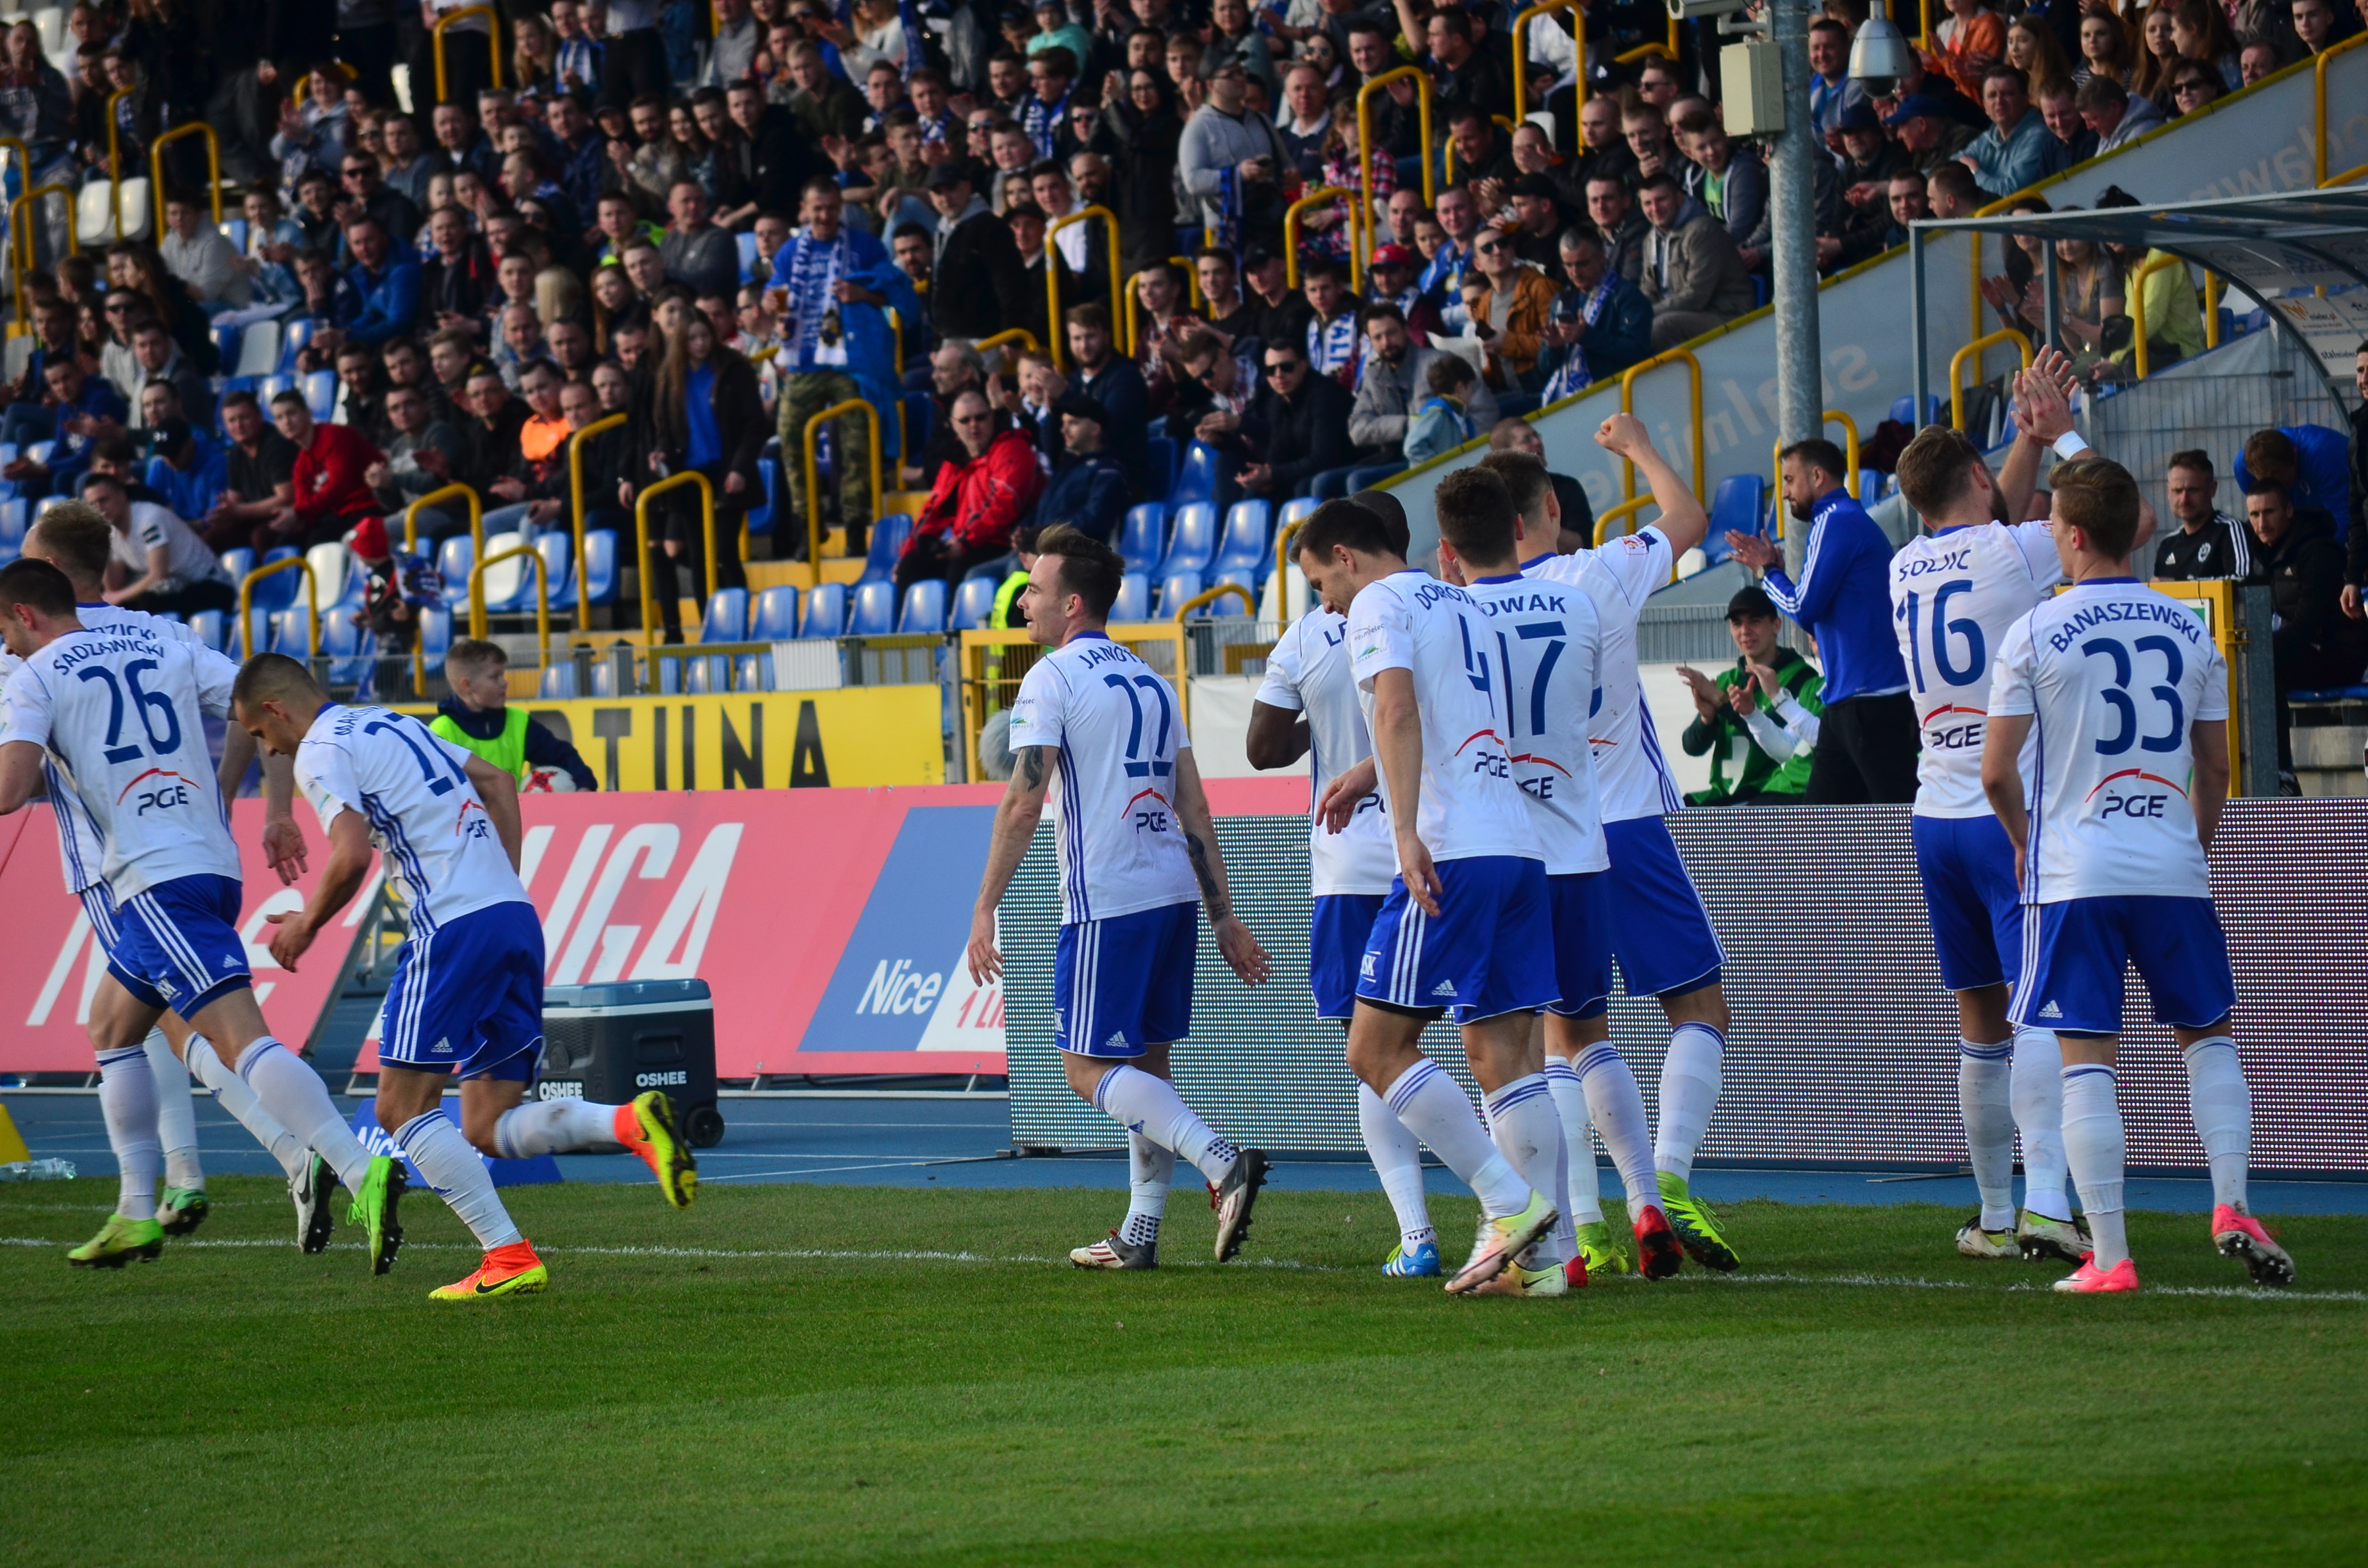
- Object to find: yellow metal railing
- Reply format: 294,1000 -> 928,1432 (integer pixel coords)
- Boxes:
147,122 -> 220,237
104,85 -> 138,241
237,556 -> 318,660
2203,270 -> 2222,348
2127,251 -> 2184,380
1617,348 -> 1704,503
1358,67 -> 1434,268
1615,14 -> 1680,65
467,544 -> 551,657
1122,261 -> 1205,361
1772,411 -> 1863,500
634,469 -> 719,635
1174,582 -> 1254,619
10,183 -> 74,332
1282,185 -> 1362,292
1513,0 -> 1584,120
1046,206 -> 1126,367
1593,494 -> 1657,546
1948,327 -> 2033,432
404,482 -> 483,556
568,411 -> 627,625
972,327 -> 1039,373
800,396 -> 882,585
434,4 -> 505,104
2315,33 -> 2367,186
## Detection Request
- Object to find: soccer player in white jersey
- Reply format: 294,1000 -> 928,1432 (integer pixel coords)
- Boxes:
0,559 -> 404,1273
1441,471 -> 1612,1294
966,527 -> 1274,1271
1484,422 -> 1732,1280
1249,495 -> 1443,1277
1293,483 -> 1565,1296
1886,354 -> 2133,1265
1982,456 -> 2294,1294
5,506 -> 340,1249
233,654 -> 699,1300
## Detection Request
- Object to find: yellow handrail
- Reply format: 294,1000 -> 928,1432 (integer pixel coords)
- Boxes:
1771,411 -> 1864,500
104,85 -> 137,242
1593,493 -> 1657,546
1616,348 -> 1704,503
1123,262 -> 1204,361
237,556 -> 319,660
2126,251 -> 2184,380
403,482 -> 483,557
10,183 -> 74,332
467,544 -> 550,655
1614,15 -> 1680,65
1948,327 -> 2034,432
2315,32 -> 2368,186
1170,254 -> 1205,312
1357,66 -> 1435,268
2203,270 -> 2221,348
568,411 -> 627,626
1276,516 -> 1306,587
1174,582 -> 1255,619
147,122 -> 220,237
885,306 -> 906,459
800,397 -> 882,586
634,470 -> 719,635
972,327 -> 1039,373
1046,205 -> 1126,368
1281,185 -> 1361,293
1512,0 -> 1585,121
1919,0 -> 1933,48
434,4 -> 505,104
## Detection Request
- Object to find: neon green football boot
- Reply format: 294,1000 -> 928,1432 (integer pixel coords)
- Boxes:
1574,1220 -> 1630,1277
347,1156 -> 407,1275
158,1186 -> 210,1236
69,1213 -> 165,1268
1657,1172 -> 1739,1272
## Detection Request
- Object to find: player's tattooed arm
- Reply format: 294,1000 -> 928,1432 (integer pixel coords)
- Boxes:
1173,748 -> 1272,986
969,746 -> 1055,984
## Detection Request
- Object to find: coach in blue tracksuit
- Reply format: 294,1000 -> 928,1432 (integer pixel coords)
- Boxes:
1725,436 -> 1920,804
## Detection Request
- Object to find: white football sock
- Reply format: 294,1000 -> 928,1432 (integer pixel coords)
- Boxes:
185,1035 -> 308,1180
494,1098 -> 625,1158
1959,1040 -> 2016,1231
394,1109 -> 522,1250
1542,1056 -> 1600,1225
144,1029 -> 202,1191
2010,1028 -> 2073,1222
1575,1040 -> 1659,1213
1654,1022 -> 1724,1184
1090,1063 -> 1238,1186
1484,1074 -> 1572,1262
234,1038 -> 374,1192
1357,1079 -> 1435,1247
1121,1131 -> 1174,1246
96,1045 -> 161,1221
2182,1036 -> 2251,1214
1382,1058 -> 1530,1218
2060,1063 -> 2128,1269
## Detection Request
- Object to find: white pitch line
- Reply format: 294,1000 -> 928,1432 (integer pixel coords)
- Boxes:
1,1236 -> 2358,1300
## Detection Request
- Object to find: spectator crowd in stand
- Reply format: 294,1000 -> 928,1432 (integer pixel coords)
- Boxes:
0,0 -> 2363,639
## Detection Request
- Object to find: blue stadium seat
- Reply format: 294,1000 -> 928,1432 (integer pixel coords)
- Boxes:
1112,570 -> 1149,623
1208,568 -> 1258,610
857,514 -> 913,584
1855,468 -> 1881,503
685,652 -> 730,692
1142,435 -> 1178,499
0,497 -> 27,551
2290,685 -> 2368,701
751,584 -> 801,641
274,321 -> 311,374
589,657 -> 621,697
268,607 -> 312,655
1495,392 -> 1538,420
249,546 -> 302,612
1155,570 -> 1202,617
1170,441 -> 1220,505
1119,502 -> 1167,569
530,530 -> 573,610
217,216 -> 249,253
950,574 -> 998,630
736,651 -> 771,691
1211,499 -> 1272,578
900,391 -> 932,459
1159,502 -> 1219,577
418,606 -> 452,673
1276,495 -> 1317,543
1343,461 -> 1407,491
303,369 -> 338,422
210,323 -> 240,374
736,229 -> 761,282
320,613 -> 370,684
700,587 -> 749,644
238,605 -> 272,657
539,662 -> 578,698
581,529 -> 619,606
800,580 -> 848,637
435,535 -> 475,607
744,457 -> 778,534
848,578 -> 896,635
1700,475 -> 1766,569
898,578 -> 946,633
188,609 -> 225,651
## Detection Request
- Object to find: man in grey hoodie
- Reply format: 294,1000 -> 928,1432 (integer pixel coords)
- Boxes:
1177,61 -> 1289,241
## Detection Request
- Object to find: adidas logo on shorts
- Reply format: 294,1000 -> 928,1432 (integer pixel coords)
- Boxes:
1431,980 -> 1456,997
1106,1033 -> 1127,1049
2039,1002 -> 2062,1020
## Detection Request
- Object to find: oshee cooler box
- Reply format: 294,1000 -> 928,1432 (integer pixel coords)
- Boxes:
538,979 -> 725,1147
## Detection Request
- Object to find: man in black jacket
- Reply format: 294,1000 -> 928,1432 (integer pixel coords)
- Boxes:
2249,481 -> 2368,778
2152,449 -> 2260,582
1032,395 -> 1131,543
1237,338 -> 1351,500
926,163 -> 1032,345
725,81 -> 812,226
1062,301 -> 1151,497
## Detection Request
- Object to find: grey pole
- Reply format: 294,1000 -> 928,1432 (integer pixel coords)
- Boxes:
1768,0 -> 1822,578
1909,228 -> 1927,433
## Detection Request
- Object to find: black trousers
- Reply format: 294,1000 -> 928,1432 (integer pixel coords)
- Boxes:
126,578 -> 238,619
645,461 -> 746,634
2273,641 -> 2367,772
1804,691 -> 1921,805
598,29 -> 671,110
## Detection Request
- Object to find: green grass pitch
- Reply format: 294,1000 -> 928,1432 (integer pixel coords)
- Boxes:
4,1177 -> 2364,1565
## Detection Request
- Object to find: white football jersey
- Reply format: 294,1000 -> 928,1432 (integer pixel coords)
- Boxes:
1,604 -> 208,894
295,704 -> 530,936
3,623 -> 241,901
1463,569 -> 1608,874
1890,521 -> 2060,818
1255,607 -> 1396,897
1987,578 -> 2228,904
1007,631 -> 1200,924
1521,528 -> 1683,822
1345,569 -> 1540,863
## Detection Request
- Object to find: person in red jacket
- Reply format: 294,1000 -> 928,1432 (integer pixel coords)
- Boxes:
263,388 -> 386,551
896,388 -> 1046,592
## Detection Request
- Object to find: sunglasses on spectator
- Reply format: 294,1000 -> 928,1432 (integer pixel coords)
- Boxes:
1263,359 -> 1301,375
1475,239 -> 1506,255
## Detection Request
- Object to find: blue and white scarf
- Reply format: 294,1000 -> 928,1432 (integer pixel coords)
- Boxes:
1538,275 -> 1616,403
1308,311 -> 1358,381
781,229 -> 850,370
1022,85 -> 1072,160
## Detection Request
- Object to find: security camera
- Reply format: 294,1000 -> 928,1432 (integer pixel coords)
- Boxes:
1850,1 -> 1918,96
1667,0 -> 1750,19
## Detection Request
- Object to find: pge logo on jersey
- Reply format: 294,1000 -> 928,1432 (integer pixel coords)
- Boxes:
115,767 -> 197,817
1125,788 -> 1174,835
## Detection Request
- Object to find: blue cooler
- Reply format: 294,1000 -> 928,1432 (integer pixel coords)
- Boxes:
539,979 -> 725,1147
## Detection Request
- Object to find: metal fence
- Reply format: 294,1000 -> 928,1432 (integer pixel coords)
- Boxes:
1007,801 -> 2368,1177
